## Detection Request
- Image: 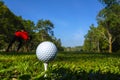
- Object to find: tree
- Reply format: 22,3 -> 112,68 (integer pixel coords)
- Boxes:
83,24 -> 101,52
35,19 -> 54,35
21,19 -> 35,52
83,24 -> 109,52
0,1 -> 24,50
35,19 -> 54,41
97,0 -> 120,53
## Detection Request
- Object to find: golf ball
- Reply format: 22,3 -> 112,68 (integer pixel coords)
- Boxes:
36,41 -> 57,63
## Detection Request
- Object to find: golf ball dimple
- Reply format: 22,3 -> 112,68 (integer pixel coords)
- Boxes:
36,41 -> 57,63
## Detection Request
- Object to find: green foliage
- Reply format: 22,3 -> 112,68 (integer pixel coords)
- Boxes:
99,0 -> 120,8
35,19 -> 54,37
0,52 -> 120,80
84,0 -> 120,52
83,24 -> 108,52
0,2 -> 63,51
0,1 -> 25,51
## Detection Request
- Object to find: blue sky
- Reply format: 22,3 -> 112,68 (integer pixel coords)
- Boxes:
4,0 -> 103,47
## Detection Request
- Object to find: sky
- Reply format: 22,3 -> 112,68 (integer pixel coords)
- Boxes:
4,0 -> 103,47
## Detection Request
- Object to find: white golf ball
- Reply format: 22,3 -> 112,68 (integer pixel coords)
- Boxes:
36,41 -> 57,63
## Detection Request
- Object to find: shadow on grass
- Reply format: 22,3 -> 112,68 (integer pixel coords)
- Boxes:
36,67 -> 120,80
0,67 -> 120,80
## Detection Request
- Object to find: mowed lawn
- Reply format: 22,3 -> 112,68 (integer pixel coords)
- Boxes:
0,52 -> 120,80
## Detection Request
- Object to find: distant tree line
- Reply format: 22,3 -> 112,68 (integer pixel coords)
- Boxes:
83,0 -> 120,53
0,1 -> 63,52
64,46 -> 83,52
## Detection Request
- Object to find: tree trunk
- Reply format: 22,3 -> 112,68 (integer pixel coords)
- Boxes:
107,30 -> 112,53
97,40 -> 100,52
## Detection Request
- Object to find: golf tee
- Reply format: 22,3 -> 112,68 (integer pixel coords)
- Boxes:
43,62 -> 48,77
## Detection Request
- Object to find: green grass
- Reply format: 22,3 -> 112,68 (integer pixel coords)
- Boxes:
0,52 -> 120,80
